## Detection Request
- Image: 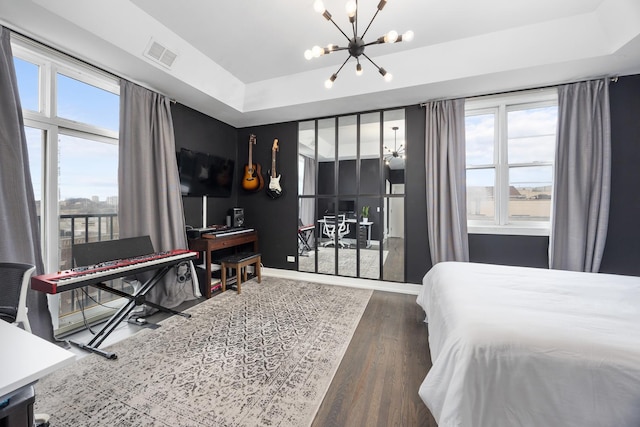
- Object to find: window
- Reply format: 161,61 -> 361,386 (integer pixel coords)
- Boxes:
12,34 -> 121,334
465,89 -> 558,235
13,57 -> 39,112
57,72 -> 119,132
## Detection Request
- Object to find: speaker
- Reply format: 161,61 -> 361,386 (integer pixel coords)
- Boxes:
230,207 -> 244,227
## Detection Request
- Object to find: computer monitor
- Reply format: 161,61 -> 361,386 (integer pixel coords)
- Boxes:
326,200 -> 355,215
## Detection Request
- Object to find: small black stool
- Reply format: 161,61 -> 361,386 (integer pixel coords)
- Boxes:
220,252 -> 261,294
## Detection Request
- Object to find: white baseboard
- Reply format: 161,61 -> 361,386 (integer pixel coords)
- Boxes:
261,267 -> 422,295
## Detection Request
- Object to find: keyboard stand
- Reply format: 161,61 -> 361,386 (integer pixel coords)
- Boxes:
68,264 -> 191,360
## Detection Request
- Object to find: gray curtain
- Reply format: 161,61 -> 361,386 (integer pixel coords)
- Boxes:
550,79 -> 611,272
425,99 -> 469,264
119,80 -> 198,309
0,26 -> 53,340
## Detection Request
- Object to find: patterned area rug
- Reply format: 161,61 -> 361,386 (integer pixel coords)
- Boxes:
35,278 -> 372,426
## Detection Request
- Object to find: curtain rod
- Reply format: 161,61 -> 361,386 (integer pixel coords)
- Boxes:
7,26 -> 178,104
419,76 -> 619,107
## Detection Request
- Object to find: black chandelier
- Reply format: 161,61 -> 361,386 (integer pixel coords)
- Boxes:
305,0 -> 414,88
384,126 -> 405,165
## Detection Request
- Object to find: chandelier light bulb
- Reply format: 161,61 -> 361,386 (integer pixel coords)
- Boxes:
384,30 -> 399,43
356,63 -> 363,76
312,45 -> 323,57
403,30 -> 414,42
313,0 -> 325,14
325,73 -> 337,89
384,72 -> 393,82
345,1 -> 357,17
304,49 -> 313,60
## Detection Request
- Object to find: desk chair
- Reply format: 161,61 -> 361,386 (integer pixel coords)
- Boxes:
322,214 -> 349,248
0,262 -> 36,332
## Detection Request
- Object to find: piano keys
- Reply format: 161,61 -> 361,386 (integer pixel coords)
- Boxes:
31,249 -> 197,294
201,227 -> 254,239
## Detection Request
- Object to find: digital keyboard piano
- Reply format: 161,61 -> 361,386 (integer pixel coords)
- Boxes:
31,249 -> 196,294
31,237 -> 198,359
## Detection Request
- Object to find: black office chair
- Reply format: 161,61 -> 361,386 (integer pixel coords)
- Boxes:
0,262 -> 36,332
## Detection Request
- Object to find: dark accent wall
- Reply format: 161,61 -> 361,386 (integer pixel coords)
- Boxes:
404,75 -> 640,281
600,75 -> 640,276
173,74 -> 640,283
172,105 -> 299,270
237,123 -> 299,269
405,105 -> 431,283
171,103 -> 238,227
468,234 -> 549,268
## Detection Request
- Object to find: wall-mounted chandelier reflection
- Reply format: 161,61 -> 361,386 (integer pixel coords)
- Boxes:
384,126 -> 405,165
304,0 -> 414,88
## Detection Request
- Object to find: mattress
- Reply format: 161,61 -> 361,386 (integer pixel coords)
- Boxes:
417,262 -> 640,427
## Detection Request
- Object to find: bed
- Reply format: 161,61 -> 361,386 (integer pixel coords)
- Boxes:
416,261 -> 640,427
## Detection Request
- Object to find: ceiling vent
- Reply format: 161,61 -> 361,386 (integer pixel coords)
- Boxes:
144,39 -> 177,69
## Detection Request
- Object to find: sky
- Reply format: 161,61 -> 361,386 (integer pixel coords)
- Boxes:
14,57 -> 120,201
465,106 -> 557,188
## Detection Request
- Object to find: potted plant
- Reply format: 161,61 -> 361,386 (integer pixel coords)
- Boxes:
361,205 -> 370,222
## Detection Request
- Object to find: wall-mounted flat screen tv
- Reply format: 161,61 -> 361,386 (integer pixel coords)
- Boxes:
178,148 -> 234,197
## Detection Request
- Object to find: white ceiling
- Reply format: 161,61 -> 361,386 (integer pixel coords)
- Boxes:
1,0 -> 640,128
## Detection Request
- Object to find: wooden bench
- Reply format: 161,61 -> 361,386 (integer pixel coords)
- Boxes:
219,252 -> 261,294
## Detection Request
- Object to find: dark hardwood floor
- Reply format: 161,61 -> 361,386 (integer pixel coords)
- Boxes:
312,291 -> 437,427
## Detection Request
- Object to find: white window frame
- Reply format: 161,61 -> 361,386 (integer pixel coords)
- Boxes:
11,33 -> 121,333
465,88 -> 558,236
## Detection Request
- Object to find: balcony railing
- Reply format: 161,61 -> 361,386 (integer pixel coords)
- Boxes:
57,213 -> 133,321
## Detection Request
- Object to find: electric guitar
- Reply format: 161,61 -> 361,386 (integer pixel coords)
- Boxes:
266,138 -> 283,199
241,134 -> 264,192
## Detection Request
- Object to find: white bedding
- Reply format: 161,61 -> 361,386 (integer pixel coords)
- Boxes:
417,262 -> 640,427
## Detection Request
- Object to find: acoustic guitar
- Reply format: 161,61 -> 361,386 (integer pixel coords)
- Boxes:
241,134 -> 264,192
266,138 -> 283,199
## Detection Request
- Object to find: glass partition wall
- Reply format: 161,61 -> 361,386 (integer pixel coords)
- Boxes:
298,109 -> 405,282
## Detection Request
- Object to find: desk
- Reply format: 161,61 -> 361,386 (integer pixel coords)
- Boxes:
0,322 -> 75,426
188,229 -> 258,298
317,219 -> 373,248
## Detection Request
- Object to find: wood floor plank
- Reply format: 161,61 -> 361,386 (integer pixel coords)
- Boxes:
312,290 -> 437,427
